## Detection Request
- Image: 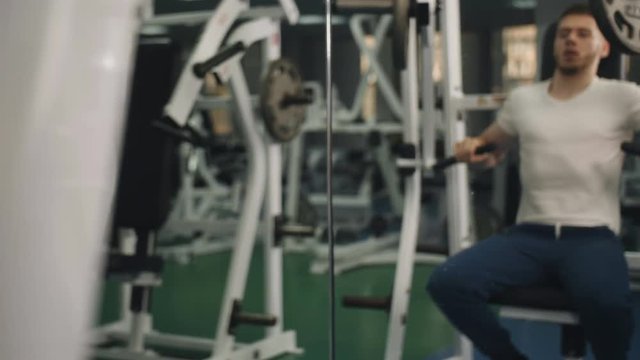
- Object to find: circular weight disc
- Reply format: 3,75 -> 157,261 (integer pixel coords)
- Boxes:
393,0 -> 409,69
591,0 -> 640,54
260,59 -> 307,142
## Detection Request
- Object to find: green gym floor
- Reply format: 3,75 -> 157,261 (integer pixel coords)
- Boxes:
97,245 -> 454,359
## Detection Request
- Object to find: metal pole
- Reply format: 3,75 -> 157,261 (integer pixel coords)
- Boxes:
325,0 -> 336,359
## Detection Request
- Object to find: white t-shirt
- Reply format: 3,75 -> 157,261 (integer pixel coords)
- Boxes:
496,77 -> 640,234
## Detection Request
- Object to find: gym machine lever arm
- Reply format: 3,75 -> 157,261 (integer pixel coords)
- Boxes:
431,143 -> 497,171
228,300 -> 277,334
342,295 -> 392,311
151,118 -> 201,144
192,42 -> 246,79
164,0 -> 248,127
151,118 -> 244,153
279,93 -> 314,108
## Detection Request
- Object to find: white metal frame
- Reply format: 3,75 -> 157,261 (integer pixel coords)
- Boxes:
164,0 -> 247,127
383,15 -> 422,360
161,140 -> 241,248
346,14 -> 405,121
96,2 -> 301,360
303,0 -> 450,277
313,2 -> 431,358
283,3 -> 438,358
283,116 -> 406,261
281,15 -> 412,265
283,12 -> 408,253
439,0 -> 491,358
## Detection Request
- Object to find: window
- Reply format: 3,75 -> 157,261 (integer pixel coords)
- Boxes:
502,25 -> 537,85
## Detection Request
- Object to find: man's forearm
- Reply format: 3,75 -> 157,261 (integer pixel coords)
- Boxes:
478,122 -> 515,149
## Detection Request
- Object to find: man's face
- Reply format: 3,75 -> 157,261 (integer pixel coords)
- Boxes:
554,14 -> 609,75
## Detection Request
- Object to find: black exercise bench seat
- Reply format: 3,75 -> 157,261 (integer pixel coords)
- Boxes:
489,286 -> 585,358
489,273 -> 640,359
490,286 -> 574,312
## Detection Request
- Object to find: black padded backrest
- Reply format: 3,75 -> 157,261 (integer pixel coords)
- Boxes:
540,22 -> 622,81
113,36 -> 181,230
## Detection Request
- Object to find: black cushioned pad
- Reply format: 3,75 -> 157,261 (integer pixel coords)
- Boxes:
113,36 -> 182,230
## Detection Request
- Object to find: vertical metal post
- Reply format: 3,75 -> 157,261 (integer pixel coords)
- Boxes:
441,0 -> 473,256
384,16 -> 421,360
212,63 -> 267,357
325,0 -> 336,358
441,0 -> 475,358
421,0 -> 437,168
128,232 -> 156,353
263,21 -> 285,336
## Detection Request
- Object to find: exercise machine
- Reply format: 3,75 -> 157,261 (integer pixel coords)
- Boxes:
95,1 -> 312,359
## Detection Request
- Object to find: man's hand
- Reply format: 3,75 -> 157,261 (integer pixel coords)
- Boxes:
454,137 -> 505,168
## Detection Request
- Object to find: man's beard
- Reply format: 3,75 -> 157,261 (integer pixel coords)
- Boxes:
555,53 -> 597,76
557,64 -> 580,76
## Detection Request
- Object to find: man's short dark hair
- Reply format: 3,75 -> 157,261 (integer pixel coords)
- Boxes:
559,3 -> 593,21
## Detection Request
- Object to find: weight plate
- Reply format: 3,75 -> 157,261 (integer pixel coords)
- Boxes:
591,0 -> 640,54
260,59 -> 307,142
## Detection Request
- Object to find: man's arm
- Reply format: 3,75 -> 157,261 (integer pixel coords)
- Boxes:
455,122 -> 515,168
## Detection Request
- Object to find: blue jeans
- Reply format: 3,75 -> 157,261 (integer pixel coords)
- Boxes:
427,223 -> 634,360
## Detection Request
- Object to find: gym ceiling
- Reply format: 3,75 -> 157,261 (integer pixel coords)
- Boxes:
154,0 -> 537,30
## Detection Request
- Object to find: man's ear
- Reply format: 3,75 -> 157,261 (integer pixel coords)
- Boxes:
600,38 -> 611,59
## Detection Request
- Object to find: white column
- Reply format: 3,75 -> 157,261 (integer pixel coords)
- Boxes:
0,1 -> 142,359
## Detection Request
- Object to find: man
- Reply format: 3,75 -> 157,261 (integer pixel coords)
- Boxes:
427,3 -> 639,360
